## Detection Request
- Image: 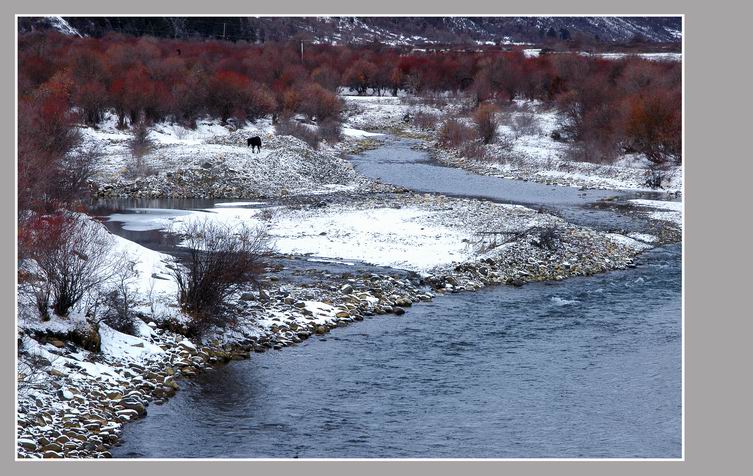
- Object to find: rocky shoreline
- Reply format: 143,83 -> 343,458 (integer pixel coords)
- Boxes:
18,113 -> 681,459
17,190 -> 659,458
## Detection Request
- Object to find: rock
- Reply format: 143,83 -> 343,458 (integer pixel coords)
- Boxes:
42,442 -> 63,453
393,307 -> 406,315
58,389 -> 75,401
17,439 -> 36,451
340,284 -> 354,294
50,340 -> 65,348
240,292 -> 256,301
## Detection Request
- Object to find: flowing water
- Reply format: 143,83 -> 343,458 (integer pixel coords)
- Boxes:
108,138 -> 682,458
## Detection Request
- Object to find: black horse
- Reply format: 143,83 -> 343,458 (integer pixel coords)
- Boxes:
247,136 -> 262,153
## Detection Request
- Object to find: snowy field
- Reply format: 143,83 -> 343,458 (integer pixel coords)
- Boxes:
629,199 -> 683,226
81,113 -> 372,198
107,195 -> 563,274
429,100 -> 683,193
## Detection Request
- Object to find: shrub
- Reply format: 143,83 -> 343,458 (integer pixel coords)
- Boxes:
318,118 -> 342,144
438,118 -> 478,148
127,119 -> 155,177
58,143 -> 101,200
298,83 -> 341,121
169,219 -> 269,332
510,113 -> 540,138
246,84 -> 277,122
17,89 -> 82,213
412,111 -> 441,130
472,103 -> 500,144
20,214 -> 121,318
101,259 -> 139,335
275,119 -> 320,148
624,90 -> 681,165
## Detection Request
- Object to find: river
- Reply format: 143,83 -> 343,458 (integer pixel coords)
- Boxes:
107,138 -> 682,458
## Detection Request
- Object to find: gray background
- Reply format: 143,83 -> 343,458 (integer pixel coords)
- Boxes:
2,0 -> 747,473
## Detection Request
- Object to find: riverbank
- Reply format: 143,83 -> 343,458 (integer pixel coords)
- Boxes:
343,95 -> 683,193
17,187 -> 669,458
18,101 -> 682,459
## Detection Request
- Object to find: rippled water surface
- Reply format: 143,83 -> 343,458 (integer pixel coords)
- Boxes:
110,139 -> 681,458
350,138 -> 674,232
113,244 -> 680,458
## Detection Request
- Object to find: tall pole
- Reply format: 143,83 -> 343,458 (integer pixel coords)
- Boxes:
223,23 -> 226,39
301,40 -> 304,62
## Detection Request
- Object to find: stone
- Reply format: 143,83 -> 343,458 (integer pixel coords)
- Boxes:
58,389 -> 74,401
17,439 -> 36,451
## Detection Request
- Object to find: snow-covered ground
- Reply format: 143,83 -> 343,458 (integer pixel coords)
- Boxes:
429,100 -> 682,192
107,196 -> 540,274
629,199 -> 683,226
342,94 -> 468,132
522,49 -> 682,62
82,113 -> 371,199
19,93 -> 681,458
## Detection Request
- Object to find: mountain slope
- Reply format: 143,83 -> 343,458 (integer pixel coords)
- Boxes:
18,16 -> 682,44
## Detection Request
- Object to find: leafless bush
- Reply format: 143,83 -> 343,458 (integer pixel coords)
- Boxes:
510,113 -> 541,138
495,133 -> 516,152
412,111 -> 441,130
171,124 -> 189,140
318,118 -> 342,144
566,139 -> 619,164
472,104 -> 500,144
459,142 -> 487,160
438,118 -> 478,148
127,119 -> 155,177
275,119 -> 320,148
169,219 -> 270,332
56,143 -> 100,202
17,339 -> 60,396
100,259 -> 139,335
402,92 -> 448,108
20,214 -> 123,318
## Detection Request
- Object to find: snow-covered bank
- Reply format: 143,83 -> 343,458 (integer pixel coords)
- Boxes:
428,101 -> 682,193
20,95 -> 681,459
629,199 -> 683,226
18,188 -> 661,458
83,114 -> 375,199
17,216 -> 426,458
340,96 -> 682,193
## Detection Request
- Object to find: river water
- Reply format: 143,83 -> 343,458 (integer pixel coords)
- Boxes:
109,138 -> 682,458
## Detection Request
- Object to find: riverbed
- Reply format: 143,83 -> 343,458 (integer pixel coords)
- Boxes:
107,138 -> 681,458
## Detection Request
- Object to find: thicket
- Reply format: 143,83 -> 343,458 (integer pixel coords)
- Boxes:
18,31 -> 681,217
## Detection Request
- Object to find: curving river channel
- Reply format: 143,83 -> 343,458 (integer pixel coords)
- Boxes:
108,138 -> 682,458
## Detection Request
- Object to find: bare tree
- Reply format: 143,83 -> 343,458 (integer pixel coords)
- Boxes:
57,143 -> 101,201
128,119 -> 155,177
472,103 -> 500,144
100,257 -> 139,335
21,214 -> 124,318
169,219 -> 270,330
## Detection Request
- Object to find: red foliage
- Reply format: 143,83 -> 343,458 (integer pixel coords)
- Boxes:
17,32 -> 681,164
625,89 -> 681,164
